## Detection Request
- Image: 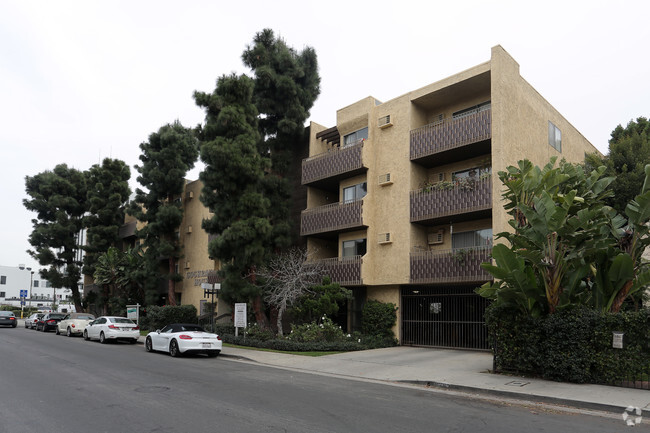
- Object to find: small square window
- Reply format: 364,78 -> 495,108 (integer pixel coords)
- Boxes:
34,280 -> 39,288
0,276 -> 5,285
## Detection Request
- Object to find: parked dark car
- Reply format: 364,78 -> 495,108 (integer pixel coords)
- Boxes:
37,312 -> 66,332
0,311 -> 17,328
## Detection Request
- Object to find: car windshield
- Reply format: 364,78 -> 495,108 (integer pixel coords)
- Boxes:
76,315 -> 94,320
0,311 -> 14,317
112,318 -> 134,324
180,325 -> 205,332
50,314 -> 66,319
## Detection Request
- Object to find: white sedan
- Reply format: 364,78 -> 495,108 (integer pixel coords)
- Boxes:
83,316 -> 140,344
145,323 -> 222,357
56,312 -> 95,337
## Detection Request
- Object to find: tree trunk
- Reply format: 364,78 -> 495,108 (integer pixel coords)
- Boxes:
276,305 -> 285,337
168,257 -> 177,306
610,280 -> 634,313
252,295 -> 269,329
71,288 -> 84,313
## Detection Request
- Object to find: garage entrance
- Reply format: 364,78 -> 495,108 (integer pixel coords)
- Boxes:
401,286 -> 489,350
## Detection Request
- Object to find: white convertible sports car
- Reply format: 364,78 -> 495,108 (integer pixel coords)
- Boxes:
145,323 -> 222,358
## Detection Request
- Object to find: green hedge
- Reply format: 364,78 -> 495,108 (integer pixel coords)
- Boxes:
141,305 -> 198,331
486,304 -> 650,383
221,334 -> 397,352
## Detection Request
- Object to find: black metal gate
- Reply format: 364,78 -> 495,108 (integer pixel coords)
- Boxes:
401,286 -> 489,350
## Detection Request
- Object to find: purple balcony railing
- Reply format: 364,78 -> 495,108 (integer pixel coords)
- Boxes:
410,176 -> 491,222
301,200 -> 363,236
410,109 -> 491,160
410,246 -> 493,284
302,141 -> 363,185
315,255 -> 363,286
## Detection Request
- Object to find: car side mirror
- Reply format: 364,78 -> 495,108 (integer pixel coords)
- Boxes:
156,329 -> 161,334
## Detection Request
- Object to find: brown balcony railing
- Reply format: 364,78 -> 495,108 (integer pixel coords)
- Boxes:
410,176 -> 492,222
316,255 -> 363,286
410,246 -> 492,284
301,200 -> 363,236
302,141 -> 363,185
410,109 -> 491,160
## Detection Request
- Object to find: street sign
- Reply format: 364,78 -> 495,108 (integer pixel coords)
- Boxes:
20,290 -> 27,298
20,300 -> 25,306
234,303 -> 247,328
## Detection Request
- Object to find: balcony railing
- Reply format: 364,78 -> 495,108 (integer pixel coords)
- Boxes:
410,109 -> 491,160
315,255 -> 363,286
302,141 -> 364,185
301,199 -> 363,236
410,246 -> 493,284
410,176 -> 492,222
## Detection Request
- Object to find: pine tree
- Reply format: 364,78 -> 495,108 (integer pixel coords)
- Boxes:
83,158 -> 131,277
129,121 -> 198,306
24,164 -> 87,312
196,29 -> 320,327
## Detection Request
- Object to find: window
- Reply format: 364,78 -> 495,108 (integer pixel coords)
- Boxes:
342,238 -> 367,257
452,101 -> 491,119
548,121 -> 562,152
452,229 -> 493,249
0,292 -> 5,298
0,276 -> 5,285
343,127 -> 368,147
343,182 -> 367,203
34,280 -> 39,288
452,166 -> 491,180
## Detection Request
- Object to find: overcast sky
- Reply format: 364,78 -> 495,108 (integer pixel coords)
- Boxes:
1,0 -> 648,273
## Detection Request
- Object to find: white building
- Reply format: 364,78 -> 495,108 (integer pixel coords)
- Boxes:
0,265 -> 76,312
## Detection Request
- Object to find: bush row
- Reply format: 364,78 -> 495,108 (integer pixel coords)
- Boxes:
220,333 -> 397,352
486,304 -> 650,383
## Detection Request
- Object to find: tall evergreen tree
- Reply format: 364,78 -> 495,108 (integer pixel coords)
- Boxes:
242,28 -> 320,247
83,158 -> 131,277
585,117 -> 650,214
195,74 -> 271,323
129,121 -> 198,306
24,164 -> 87,312
196,29 -> 320,326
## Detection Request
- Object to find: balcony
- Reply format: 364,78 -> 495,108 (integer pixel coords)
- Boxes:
315,255 -> 363,286
410,246 -> 492,284
410,176 -> 491,224
301,199 -> 364,237
302,141 -> 365,188
410,109 -> 491,165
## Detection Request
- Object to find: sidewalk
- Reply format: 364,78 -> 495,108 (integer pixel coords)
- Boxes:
219,345 -> 650,417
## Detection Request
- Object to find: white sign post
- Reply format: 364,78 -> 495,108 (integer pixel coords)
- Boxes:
234,303 -> 247,337
126,304 -> 140,325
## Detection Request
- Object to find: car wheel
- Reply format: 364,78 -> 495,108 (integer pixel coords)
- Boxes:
55,327 -> 60,335
207,350 -> 220,358
83,330 -> 90,341
41,325 -> 46,332
24,322 -> 28,328
99,332 -> 106,344
169,340 -> 181,357
145,337 -> 153,352
66,327 -> 72,337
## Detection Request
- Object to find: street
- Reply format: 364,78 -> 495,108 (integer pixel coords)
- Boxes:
0,326 -> 639,433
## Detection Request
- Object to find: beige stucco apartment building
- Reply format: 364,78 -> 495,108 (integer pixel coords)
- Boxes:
300,46 -> 600,349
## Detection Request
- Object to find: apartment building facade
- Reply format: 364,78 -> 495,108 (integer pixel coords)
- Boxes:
301,46 -> 600,349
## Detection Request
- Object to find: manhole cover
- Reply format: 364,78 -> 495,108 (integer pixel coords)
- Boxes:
134,385 -> 170,394
504,380 -> 530,387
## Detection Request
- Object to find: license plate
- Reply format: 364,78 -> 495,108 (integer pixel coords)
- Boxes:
202,343 -> 211,348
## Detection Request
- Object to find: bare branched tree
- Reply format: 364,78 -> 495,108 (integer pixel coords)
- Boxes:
256,248 -> 323,336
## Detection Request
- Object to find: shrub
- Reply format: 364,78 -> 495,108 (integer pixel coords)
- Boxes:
362,300 -> 397,338
287,316 -> 348,343
142,305 -> 197,331
486,303 -> 650,384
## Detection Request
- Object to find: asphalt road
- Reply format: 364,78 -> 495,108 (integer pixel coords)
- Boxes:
0,325 -> 638,433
